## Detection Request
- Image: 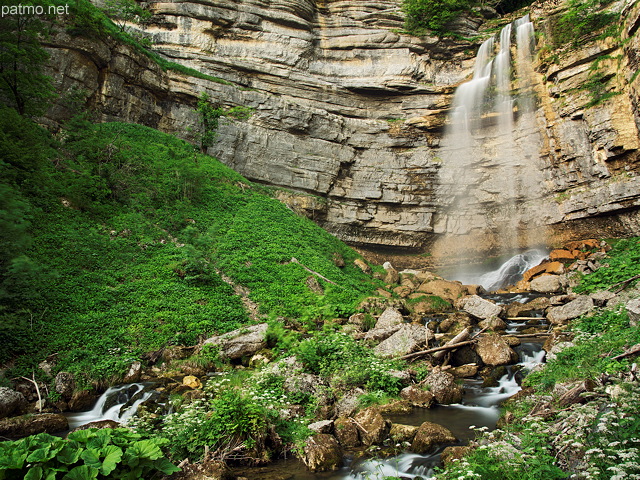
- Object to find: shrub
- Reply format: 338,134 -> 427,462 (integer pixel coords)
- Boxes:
402,0 -> 473,34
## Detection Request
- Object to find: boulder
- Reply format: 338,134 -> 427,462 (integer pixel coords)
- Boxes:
476,333 -> 517,366
202,323 -> 268,359
547,296 -> 595,324
411,421 -> 456,454
68,390 -> 97,412
308,420 -> 333,434
400,385 -> 435,408
374,307 -> 404,329
364,324 -> 403,342
353,407 -> 390,446
461,295 -> 503,320
549,249 -> 576,262
417,279 -> 467,304
530,275 -> 565,293
0,388 -> 27,419
377,400 -> 412,415
303,434 -> 342,472
626,299 -> 640,327
451,345 -> 483,367
523,261 -> 565,282
393,285 -> 413,298
590,290 -> 617,307
422,370 -> 463,404
183,375 -> 202,389
334,389 -> 364,418
478,316 -> 507,331
334,417 -> 360,447
374,324 -> 425,358
354,259 -> 371,274
71,419 -> 120,432
0,413 -> 69,439
284,373 -> 329,405
55,372 -> 75,400
383,263 -> 400,285
389,423 -> 418,443
449,364 -> 479,378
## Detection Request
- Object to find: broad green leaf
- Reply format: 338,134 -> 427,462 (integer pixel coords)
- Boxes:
56,445 -> 83,465
127,440 -> 163,461
79,449 -> 101,470
86,429 -> 111,450
0,448 -> 27,470
24,466 -> 43,480
61,465 -> 99,480
66,430 -> 96,444
100,445 -> 123,476
27,446 -> 54,463
153,457 -> 181,475
44,471 -> 58,480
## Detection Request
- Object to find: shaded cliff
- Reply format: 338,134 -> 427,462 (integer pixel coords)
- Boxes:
42,0 -> 640,257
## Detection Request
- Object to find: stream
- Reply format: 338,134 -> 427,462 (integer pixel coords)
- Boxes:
65,252 -> 549,479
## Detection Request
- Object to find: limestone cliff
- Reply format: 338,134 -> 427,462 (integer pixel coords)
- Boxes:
42,0 -> 640,257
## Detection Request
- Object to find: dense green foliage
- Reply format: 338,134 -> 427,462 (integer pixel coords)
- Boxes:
0,111 -> 375,382
0,428 -> 179,479
575,238 -> 640,293
296,330 -> 404,394
402,0 -> 473,35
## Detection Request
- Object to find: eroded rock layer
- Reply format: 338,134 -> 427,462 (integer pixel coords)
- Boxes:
42,0 -> 640,255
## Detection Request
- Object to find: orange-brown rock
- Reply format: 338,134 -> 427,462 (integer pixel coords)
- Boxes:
416,279 -> 467,304
522,261 -> 564,282
549,249 -> 576,262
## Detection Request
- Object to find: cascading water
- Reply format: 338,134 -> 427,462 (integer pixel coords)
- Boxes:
433,14 -> 545,263
65,383 -> 155,430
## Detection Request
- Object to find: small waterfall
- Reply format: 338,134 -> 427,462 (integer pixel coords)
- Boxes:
434,13 -> 545,262
65,383 -> 154,430
477,248 -> 548,291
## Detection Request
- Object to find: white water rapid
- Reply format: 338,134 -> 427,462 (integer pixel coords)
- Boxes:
65,383 -> 154,430
434,14 -> 544,262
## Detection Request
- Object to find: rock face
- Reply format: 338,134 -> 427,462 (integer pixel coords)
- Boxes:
40,1 -> 640,254
0,413 -> 69,439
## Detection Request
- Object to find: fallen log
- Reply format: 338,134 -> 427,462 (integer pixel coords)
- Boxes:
611,274 -> 640,294
402,328 -> 472,361
433,328 -> 471,360
612,343 -> 640,361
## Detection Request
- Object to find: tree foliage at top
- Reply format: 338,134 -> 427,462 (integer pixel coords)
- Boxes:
402,0 -> 474,34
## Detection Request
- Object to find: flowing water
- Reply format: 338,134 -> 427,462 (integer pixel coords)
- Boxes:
65,383 -> 156,430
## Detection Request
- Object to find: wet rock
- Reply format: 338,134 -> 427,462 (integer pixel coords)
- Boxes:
334,417 -> 360,447
400,385 -> 435,407
374,324 -> 425,358
626,298 -> 640,327
441,446 -> 472,466
478,316 -> 507,331
202,323 -> 269,359
476,333 -> 517,366
353,407 -> 390,446
303,434 -> 343,472
530,275 -> 565,293
465,284 -> 486,295
0,388 -> 27,419
374,307 -> 404,329
123,361 -> 142,383
547,296 -> 595,324
417,279 -> 467,304
0,413 -> 69,439
390,423 -> 418,443
422,369 -> 463,404
411,421 -> 456,454
462,295 -> 503,320
71,419 -> 120,432
308,420 -> 333,434
449,364 -> 479,378
68,390 -> 97,412
503,336 -> 521,347
376,400 -> 412,415
55,372 -> 75,400
451,345 -> 483,367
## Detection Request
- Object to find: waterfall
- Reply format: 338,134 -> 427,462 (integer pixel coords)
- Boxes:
433,14 -> 544,264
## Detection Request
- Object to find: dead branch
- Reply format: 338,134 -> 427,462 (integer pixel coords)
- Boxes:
20,374 -> 42,412
401,340 -> 477,361
612,343 -> 640,361
290,257 -> 340,286
611,274 -> 640,294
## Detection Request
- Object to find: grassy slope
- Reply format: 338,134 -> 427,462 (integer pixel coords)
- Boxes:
0,110 -> 376,383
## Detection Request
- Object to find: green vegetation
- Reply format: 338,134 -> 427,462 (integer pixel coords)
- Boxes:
575,237 -> 640,293
402,0 -> 474,35
0,109 -> 375,382
436,239 -> 640,479
0,428 -> 179,479
551,0 -> 620,48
